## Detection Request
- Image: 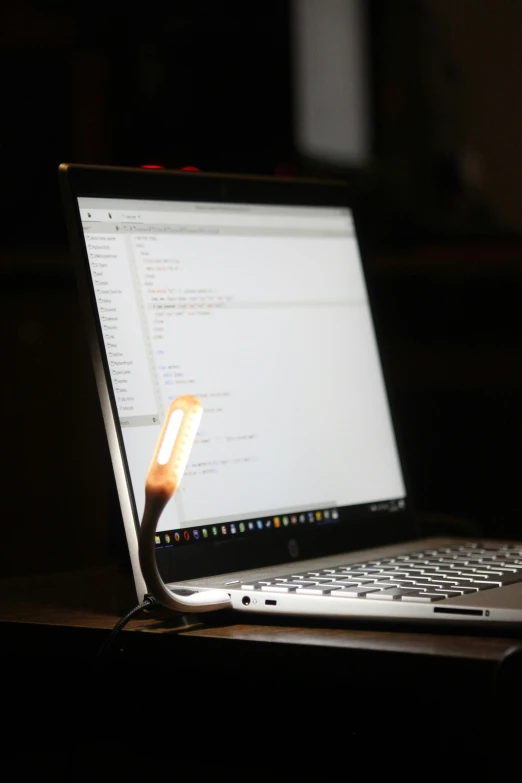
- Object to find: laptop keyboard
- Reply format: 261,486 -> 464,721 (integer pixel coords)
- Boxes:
238,543 -> 522,602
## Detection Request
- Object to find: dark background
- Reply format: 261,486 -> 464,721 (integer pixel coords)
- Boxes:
2,0 -> 522,578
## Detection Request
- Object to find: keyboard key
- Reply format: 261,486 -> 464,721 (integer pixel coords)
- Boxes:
401,593 -> 447,603
439,587 -> 478,595
295,585 -> 347,594
358,568 -> 388,574
469,577 -> 505,587
365,588 -> 422,601
260,585 -> 298,593
361,581 -> 403,589
452,567 -> 495,575
417,568 -> 445,575
337,571 -> 373,579
436,578 -> 478,588
333,586 -> 384,597
403,580 -> 451,589
383,570 -> 418,578
478,568 -> 518,577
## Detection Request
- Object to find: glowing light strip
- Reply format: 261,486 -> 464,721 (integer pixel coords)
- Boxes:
157,409 -> 184,465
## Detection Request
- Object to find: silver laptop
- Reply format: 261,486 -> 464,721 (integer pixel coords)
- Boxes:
60,163 -> 522,629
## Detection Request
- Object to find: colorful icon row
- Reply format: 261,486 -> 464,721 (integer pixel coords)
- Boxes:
155,508 -> 340,547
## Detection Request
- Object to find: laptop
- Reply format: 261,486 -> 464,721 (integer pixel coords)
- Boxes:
59,163 -> 522,629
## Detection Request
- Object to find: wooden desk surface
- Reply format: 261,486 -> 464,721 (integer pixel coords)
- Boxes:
2,564 -> 521,656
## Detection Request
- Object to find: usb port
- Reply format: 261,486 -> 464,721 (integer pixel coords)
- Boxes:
265,599 -> 277,606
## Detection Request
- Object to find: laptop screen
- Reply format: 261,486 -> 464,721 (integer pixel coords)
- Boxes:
77,194 -> 405,551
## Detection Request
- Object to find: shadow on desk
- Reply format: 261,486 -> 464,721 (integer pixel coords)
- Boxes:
3,651 -> 520,782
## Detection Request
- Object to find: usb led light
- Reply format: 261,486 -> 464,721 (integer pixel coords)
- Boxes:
138,394 -> 232,613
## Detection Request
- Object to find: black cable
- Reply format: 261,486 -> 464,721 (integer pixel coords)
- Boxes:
96,594 -> 160,663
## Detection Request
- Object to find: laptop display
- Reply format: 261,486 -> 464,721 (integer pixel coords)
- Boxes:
77,191 -> 405,547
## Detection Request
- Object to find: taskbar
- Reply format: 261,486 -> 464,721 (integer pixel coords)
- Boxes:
154,497 -> 406,549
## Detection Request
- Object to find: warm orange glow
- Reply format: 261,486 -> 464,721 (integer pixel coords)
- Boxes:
145,395 -> 202,503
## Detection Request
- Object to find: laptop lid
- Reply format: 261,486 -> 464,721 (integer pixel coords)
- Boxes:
60,164 -> 416,599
